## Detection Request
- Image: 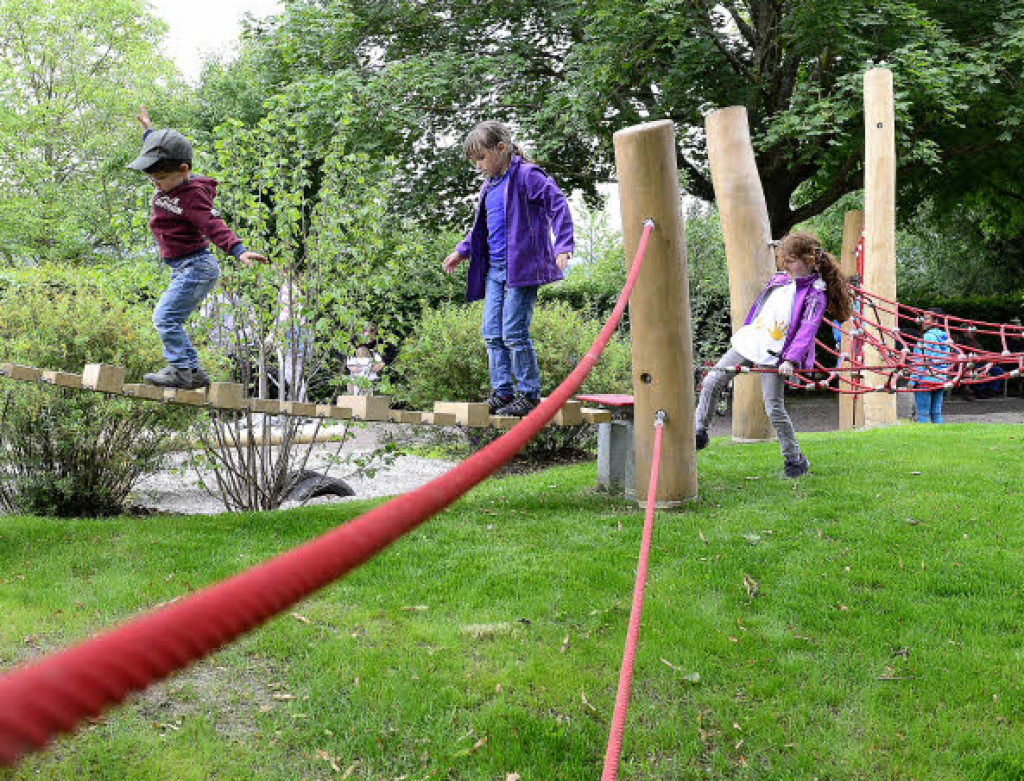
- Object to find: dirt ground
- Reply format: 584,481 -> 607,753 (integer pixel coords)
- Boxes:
705,387 -> 1024,437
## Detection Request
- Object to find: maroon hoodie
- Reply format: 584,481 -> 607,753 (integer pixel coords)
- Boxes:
149,175 -> 245,263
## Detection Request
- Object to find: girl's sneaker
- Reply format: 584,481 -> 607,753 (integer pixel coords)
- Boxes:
495,393 -> 539,417
487,391 -> 513,414
783,454 -> 810,478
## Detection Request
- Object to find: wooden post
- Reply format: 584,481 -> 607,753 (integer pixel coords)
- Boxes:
839,210 -> 865,430
705,106 -> 775,443
613,119 -> 697,506
863,68 -> 898,427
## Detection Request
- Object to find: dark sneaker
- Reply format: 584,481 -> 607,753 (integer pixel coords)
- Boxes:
784,454 -> 810,478
143,365 -> 210,390
695,428 -> 709,450
495,392 -> 539,417
486,391 -> 514,414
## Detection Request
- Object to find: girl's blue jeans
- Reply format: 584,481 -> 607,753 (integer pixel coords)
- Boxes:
481,274 -> 540,396
914,388 -> 944,423
153,252 -> 220,368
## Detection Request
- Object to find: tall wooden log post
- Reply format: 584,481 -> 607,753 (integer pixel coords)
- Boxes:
613,119 -> 697,506
863,68 -> 899,427
839,210 -> 865,430
705,107 -> 775,442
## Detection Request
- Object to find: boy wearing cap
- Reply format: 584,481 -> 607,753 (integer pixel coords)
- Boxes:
129,106 -> 266,390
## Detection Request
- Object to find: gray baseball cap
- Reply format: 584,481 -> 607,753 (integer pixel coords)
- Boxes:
127,128 -> 193,171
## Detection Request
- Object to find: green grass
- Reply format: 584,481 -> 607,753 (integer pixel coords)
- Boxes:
1,423 -> 1023,779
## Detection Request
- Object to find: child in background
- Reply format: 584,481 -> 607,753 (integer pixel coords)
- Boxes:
694,233 -> 852,478
910,308 -> 952,423
442,121 -> 574,417
129,106 -> 266,390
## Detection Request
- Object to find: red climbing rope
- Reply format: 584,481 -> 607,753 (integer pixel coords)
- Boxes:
0,222 -> 656,768
601,410 -> 665,781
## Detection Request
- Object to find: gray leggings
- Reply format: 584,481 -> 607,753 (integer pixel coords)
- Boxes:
695,347 -> 802,461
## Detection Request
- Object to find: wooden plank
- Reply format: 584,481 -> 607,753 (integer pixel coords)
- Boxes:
122,383 -> 165,401
488,414 -> 518,429
387,409 -> 422,424
1,363 -> 42,382
207,382 -> 245,410
316,404 -> 352,420
581,408 -> 613,424
82,363 -> 125,394
433,401 -> 489,427
552,400 -> 583,426
335,394 -> 391,421
40,370 -> 82,389
419,411 -> 457,426
163,388 -> 208,406
280,401 -> 317,417
245,398 -> 282,414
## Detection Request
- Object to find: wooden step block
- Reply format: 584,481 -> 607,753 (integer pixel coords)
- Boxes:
420,411 -> 457,426
163,388 -> 208,406
82,363 -> 125,394
245,398 -> 282,414
387,409 -> 422,423
552,400 -> 583,426
433,401 -> 489,427
488,414 -> 518,429
280,401 -> 318,417
581,407 -> 612,424
122,383 -> 165,401
336,394 -> 391,421
1,363 -> 42,382
41,370 -> 82,389
316,404 -> 352,420
207,382 -> 245,410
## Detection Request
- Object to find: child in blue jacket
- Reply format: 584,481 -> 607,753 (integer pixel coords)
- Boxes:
442,121 -> 574,417
910,308 -> 952,423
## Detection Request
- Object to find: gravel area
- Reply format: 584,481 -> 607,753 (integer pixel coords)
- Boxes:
130,422 -> 458,516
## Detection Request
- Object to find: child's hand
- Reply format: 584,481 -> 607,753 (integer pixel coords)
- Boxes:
136,105 -> 153,131
556,252 -> 571,271
777,360 -> 794,376
239,251 -> 269,267
442,251 -> 465,274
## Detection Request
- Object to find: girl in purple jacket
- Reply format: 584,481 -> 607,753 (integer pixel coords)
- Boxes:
442,121 -> 574,417
694,233 -> 852,477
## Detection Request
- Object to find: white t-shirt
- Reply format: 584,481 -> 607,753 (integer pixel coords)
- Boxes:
731,282 -> 797,365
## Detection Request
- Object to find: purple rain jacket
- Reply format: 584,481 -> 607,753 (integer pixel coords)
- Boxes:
743,272 -> 829,369
455,155 -> 574,301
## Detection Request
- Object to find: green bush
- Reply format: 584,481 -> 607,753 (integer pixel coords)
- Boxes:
0,264 -> 195,517
393,299 -> 633,409
393,299 -> 633,459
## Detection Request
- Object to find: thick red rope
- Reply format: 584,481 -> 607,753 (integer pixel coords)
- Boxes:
0,221 -> 656,768
601,411 -> 665,781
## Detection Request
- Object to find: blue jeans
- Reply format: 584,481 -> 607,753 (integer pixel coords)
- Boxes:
481,275 -> 540,396
914,389 -> 944,423
153,252 -> 220,368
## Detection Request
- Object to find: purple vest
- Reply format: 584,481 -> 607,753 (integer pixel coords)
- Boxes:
744,272 -> 828,369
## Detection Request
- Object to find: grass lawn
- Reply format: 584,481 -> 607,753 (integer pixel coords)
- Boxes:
1,422 -> 1023,780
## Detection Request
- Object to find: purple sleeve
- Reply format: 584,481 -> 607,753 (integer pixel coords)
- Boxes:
455,232 -> 472,259
524,167 -> 574,255
782,289 -> 827,365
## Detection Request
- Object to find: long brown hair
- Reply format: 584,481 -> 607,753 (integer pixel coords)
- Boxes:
776,232 -> 853,322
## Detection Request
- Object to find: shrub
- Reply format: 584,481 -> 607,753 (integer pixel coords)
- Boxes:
0,264 -> 194,517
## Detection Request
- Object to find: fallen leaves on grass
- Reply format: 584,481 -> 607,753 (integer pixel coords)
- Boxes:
742,573 -> 759,600
581,691 -> 597,711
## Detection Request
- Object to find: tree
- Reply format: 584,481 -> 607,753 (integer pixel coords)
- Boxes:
0,0 -> 185,261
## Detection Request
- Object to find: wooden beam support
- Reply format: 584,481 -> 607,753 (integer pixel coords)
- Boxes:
336,395 -> 391,421
82,364 -> 125,394
433,401 -> 489,427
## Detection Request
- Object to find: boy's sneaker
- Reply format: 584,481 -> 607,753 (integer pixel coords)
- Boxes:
143,365 -> 211,390
783,454 -> 810,478
695,428 -> 709,450
495,392 -> 539,417
486,391 -> 514,414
